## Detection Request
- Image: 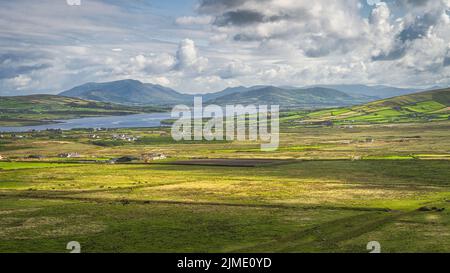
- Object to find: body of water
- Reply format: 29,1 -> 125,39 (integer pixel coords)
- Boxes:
0,112 -> 172,133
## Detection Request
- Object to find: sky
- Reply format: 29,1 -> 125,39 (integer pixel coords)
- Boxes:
0,0 -> 449,95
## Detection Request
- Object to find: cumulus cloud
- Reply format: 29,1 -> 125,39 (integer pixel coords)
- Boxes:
1,0 -> 450,95
218,59 -> 253,79
189,0 -> 450,89
174,39 -> 209,73
129,53 -> 176,74
372,2 -> 448,61
197,0 -> 449,62
198,0 -> 368,58
369,2 -> 395,50
124,39 -> 210,78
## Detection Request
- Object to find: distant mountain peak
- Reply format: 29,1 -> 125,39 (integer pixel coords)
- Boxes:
206,85 -> 373,109
59,79 -> 190,106
59,80 -> 423,108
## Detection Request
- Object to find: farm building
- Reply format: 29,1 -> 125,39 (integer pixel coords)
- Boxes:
58,152 -> 80,158
142,153 -> 167,162
112,134 -> 139,142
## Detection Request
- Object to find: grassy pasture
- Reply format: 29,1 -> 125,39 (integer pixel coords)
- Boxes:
0,89 -> 449,252
281,88 -> 450,125
0,158 -> 449,253
0,95 -> 164,126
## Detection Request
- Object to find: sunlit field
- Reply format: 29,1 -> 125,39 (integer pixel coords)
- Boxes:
1,120 -> 449,253
2,0 -> 450,257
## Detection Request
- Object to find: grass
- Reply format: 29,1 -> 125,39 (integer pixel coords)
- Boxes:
0,157 -> 449,252
280,88 -> 450,125
0,90 -> 449,252
0,95 -> 165,126
0,198 -> 363,253
0,162 -> 82,170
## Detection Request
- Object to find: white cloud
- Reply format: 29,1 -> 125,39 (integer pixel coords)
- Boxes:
199,0 -> 368,58
369,2 -> 396,58
152,76 -> 171,86
7,75 -> 32,89
218,59 -> 253,79
1,0 -> 449,95
175,39 -> 209,73
129,53 -> 176,74
367,0 -> 381,6
176,16 -> 213,25
189,0 -> 450,89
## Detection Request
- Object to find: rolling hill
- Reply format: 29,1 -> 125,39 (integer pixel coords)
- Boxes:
0,95 -> 164,126
201,85 -> 269,101
60,79 -> 192,106
282,88 -> 450,125
60,80 -> 375,108
207,86 -> 374,108
58,79 -> 437,111
310,84 -> 422,99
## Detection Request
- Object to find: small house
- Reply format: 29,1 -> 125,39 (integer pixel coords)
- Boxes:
58,152 -> 80,158
112,134 -> 138,142
141,153 -> 167,163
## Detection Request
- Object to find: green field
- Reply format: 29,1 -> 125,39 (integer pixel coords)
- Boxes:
0,95 -> 165,126
0,159 -> 449,253
281,88 -> 450,126
0,120 -> 449,253
0,89 -> 449,253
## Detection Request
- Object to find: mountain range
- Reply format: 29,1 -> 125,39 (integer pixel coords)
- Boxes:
59,79 -> 424,108
60,80 -> 191,106
206,86 -> 373,108
310,84 -> 422,98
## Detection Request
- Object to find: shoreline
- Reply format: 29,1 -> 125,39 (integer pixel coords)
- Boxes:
0,112 -> 171,133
